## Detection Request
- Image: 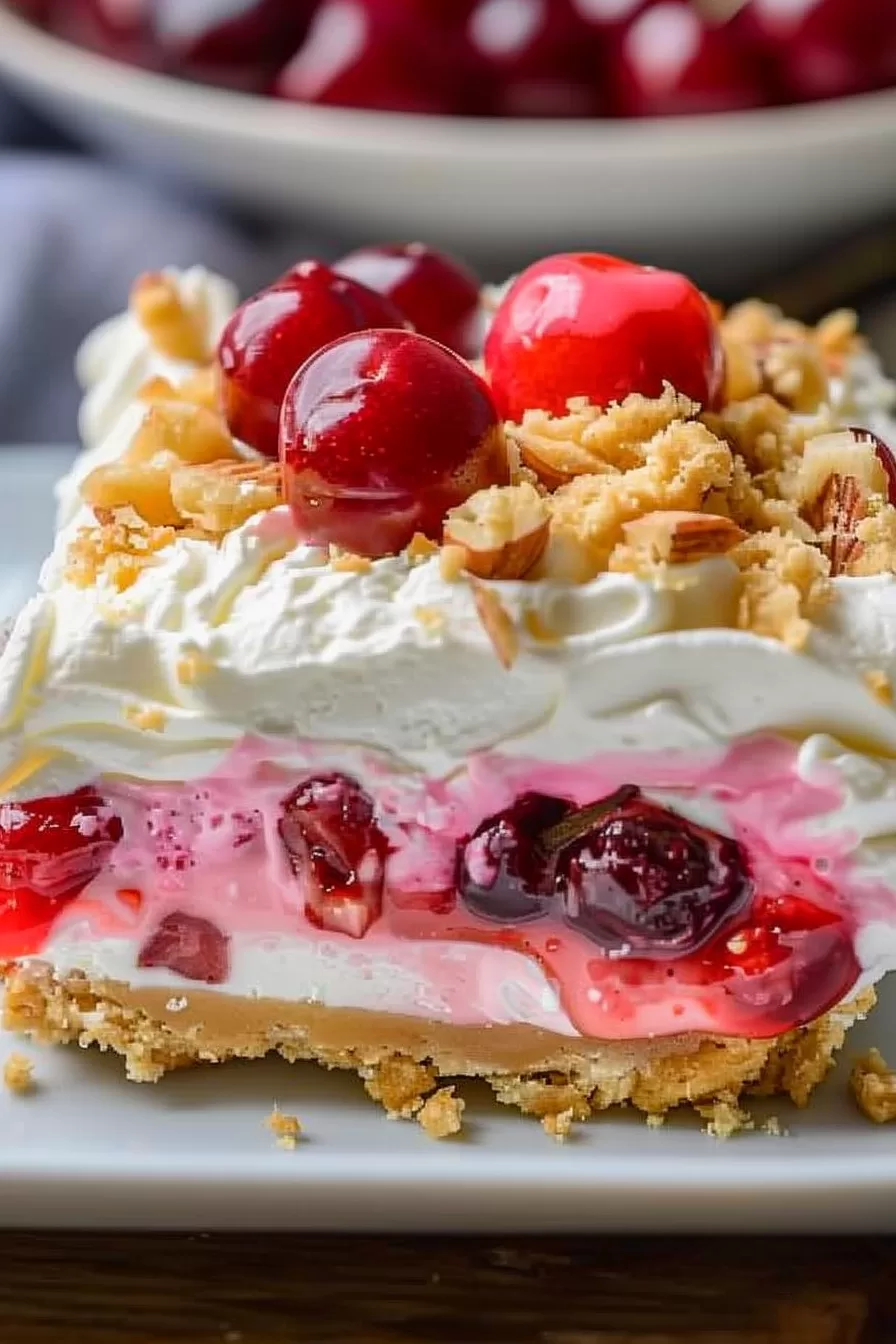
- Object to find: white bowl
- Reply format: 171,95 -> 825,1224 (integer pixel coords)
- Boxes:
1,3 -> 896,280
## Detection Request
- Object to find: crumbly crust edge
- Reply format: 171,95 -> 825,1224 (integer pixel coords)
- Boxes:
1,964 -> 875,1137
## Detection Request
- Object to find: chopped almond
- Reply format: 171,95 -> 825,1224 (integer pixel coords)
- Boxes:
796,430 -> 887,509
443,482 -> 549,579
170,460 -> 281,535
130,271 -> 208,363
82,458 -> 182,528
622,511 -> 746,564
470,579 -> 519,669
809,473 -> 867,576
126,403 -> 236,468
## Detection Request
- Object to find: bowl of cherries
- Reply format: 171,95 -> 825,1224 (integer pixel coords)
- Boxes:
0,1 -> 894,275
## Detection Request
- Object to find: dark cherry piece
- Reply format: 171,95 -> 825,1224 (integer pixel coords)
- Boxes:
138,911 -> 230,983
484,251 -> 725,422
279,773 -> 388,938
217,260 -> 407,459
742,0 -> 896,104
0,788 -> 123,957
274,0 -> 477,115
280,327 -> 508,556
612,2 -> 770,117
466,0 -> 605,118
458,793 -> 573,923
335,242 -> 482,357
559,789 -> 751,955
145,0 -> 316,89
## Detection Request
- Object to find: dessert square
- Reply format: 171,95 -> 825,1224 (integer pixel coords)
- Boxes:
2,247 -> 895,1136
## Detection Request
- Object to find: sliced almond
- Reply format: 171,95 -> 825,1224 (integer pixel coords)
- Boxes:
82,457 -> 182,528
130,272 -> 209,363
622,511 -> 746,564
138,366 -> 220,414
470,579 -> 518,670
796,429 -> 888,508
443,483 -> 549,580
809,473 -> 866,576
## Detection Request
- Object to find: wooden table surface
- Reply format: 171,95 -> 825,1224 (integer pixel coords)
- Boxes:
0,1233 -> 893,1343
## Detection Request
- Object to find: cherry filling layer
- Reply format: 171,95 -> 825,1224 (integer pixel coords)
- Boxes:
0,739 -> 873,1041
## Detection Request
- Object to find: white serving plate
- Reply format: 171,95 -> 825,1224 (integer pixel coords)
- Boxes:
1,445 -> 896,1232
1,6 -> 896,283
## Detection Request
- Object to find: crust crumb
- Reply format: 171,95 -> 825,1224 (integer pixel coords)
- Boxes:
364,1056 -> 436,1119
417,1086 -> 465,1139
761,1115 -> 787,1137
851,1049 -> 896,1124
266,1106 -> 302,1150
3,1051 -> 34,1094
405,532 -> 440,565
414,605 -> 446,635
329,547 -> 373,575
696,1093 -> 754,1139
542,1107 -> 576,1142
124,704 -> 167,733
470,579 -> 519,669
864,668 -> 893,705
175,649 -> 213,686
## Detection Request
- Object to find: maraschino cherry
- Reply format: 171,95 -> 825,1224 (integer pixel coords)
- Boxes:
742,0 -> 896,104
280,328 -> 508,556
335,242 -> 482,357
217,260 -> 407,459
484,251 -> 724,421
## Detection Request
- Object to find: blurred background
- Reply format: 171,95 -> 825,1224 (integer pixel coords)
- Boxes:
0,0 -> 894,442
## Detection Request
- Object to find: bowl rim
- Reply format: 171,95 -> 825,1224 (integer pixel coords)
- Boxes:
1,1 -> 895,163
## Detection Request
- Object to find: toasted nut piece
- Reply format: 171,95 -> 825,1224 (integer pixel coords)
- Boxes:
851,1049 -> 896,1124
138,366 -> 221,414
82,458 -> 182,528
130,272 -> 209,363
809,473 -> 867,576
443,482 -> 549,580
622,511 -> 746,564
126,403 -> 237,468
762,339 -> 829,413
796,430 -> 888,508
170,460 -> 281,535
470,579 -> 518,669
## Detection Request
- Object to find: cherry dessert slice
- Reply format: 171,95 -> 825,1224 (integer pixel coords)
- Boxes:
458,792 -> 573,923
484,251 -> 725,422
217,260 -> 407,458
280,328 -> 508,555
279,773 -> 388,938
335,242 -> 482,357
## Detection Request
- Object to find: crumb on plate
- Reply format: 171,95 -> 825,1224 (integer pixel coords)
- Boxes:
266,1106 -> 302,1150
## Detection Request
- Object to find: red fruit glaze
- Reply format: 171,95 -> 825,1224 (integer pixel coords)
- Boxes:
335,242 -> 482,357
279,773 -> 388,938
280,328 -> 509,555
138,911 -> 230,983
612,2 -> 770,118
274,0 -> 475,115
217,260 -> 407,459
485,251 -> 724,421
0,789 -> 123,957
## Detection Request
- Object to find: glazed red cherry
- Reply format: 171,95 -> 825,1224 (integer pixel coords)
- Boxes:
138,912 -> 230,984
0,788 -> 123,957
612,2 -> 770,117
335,243 -> 482,357
274,0 -> 474,114
50,0 -> 149,63
458,793 -> 573,924
559,789 -> 751,956
742,0 -> 896,104
485,251 -> 724,422
466,0 -> 604,118
280,328 -> 509,556
217,260 -> 407,459
279,773 -> 388,939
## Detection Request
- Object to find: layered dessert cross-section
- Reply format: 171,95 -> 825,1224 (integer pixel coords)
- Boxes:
3,246 -> 896,1136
